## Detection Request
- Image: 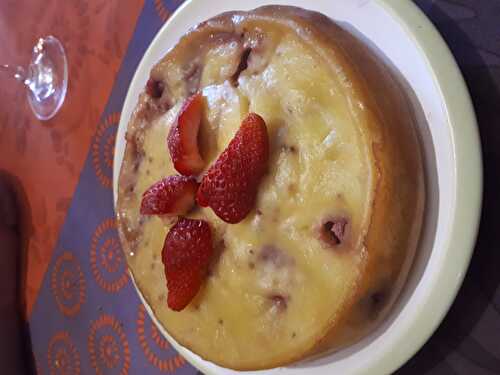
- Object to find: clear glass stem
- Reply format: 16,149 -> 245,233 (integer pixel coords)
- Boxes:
0,64 -> 27,84
1,36 -> 68,121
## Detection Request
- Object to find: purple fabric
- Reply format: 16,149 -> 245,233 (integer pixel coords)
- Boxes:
28,1 -> 498,374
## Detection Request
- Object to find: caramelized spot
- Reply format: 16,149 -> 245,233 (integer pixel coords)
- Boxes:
121,220 -> 140,243
133,159 -> 141,172
230,47 -> 251,86
125,130 -> 134,142
282,144 -> 298,154
248,262 -> 255,270
146,77 -> 164,98
269,295 -> 288,312
370,291 -> 386,312
360,289 -> 388,320
217,239 -> 226,251
321,218 -> 348,246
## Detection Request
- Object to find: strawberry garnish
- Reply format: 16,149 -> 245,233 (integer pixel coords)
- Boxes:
140,175 -> 199,215
197,113 -> 269,223
162,218 -> 213,311
168,93 -> 205,176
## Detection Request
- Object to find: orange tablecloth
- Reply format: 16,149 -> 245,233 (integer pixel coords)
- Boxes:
0,0 -> 143,317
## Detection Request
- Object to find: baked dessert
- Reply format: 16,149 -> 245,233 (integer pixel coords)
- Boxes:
116,5 -> 425,370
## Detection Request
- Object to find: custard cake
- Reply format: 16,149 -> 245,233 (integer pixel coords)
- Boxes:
116,5 -> 425,370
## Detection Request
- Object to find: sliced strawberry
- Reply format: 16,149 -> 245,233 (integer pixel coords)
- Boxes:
197,113 -> 269,223
162,218 -> 213,311
168,93 -> 205,176
140,175 -> 199,215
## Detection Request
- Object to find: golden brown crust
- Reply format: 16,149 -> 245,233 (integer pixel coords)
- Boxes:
116,5 -> 424,370
298,8 -> 425,354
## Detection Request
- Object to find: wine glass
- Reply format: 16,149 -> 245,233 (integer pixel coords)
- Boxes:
0,36 -> 68,121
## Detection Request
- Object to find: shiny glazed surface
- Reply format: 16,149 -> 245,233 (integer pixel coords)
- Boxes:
117,6 -> 424,370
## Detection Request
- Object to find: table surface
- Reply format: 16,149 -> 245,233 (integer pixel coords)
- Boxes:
1,0 -> 499,374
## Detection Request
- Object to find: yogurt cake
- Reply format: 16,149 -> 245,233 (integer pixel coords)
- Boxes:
116,5 -> 425,370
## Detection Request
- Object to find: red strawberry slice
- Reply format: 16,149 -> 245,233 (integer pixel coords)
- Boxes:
168,93 -> 205,176
162,218 -> 213,311
197,113 -> 269,223
140,175 -> 199,215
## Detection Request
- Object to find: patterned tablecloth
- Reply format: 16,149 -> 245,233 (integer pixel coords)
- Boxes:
1,1 -> 498,374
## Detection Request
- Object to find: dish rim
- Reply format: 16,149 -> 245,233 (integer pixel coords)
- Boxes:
113,0 -> 483,373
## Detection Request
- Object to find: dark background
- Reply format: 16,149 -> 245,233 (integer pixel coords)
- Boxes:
397,1 -> 500,374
